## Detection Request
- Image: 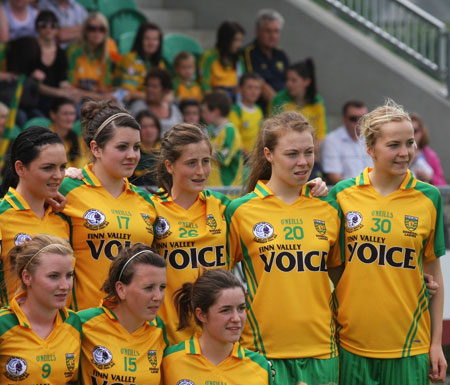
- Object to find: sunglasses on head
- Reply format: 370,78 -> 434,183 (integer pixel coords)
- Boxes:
37,21 -> 58,29
347,115 -> 363,122
87,25 -> 106,33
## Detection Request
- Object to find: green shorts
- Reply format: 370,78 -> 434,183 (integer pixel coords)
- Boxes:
339,347 -> 429,385
270,356 -> 338,385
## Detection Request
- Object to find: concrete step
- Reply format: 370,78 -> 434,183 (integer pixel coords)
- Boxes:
141,8 -> 195,29
165,29 -> 216,50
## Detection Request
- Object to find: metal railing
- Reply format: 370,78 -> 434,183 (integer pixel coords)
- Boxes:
315,0 -> 450,98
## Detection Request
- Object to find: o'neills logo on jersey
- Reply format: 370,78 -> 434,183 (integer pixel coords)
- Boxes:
140,213 -> 154,235
253,222 -> 277,243
403,215 -> 418,238
148,350 -> 159,373
313,219 -> 328,240
83,209 -> 109,230
206,214 -> 221,234
345,211 -> 363,232
5,357 -> 29,381
177,380 -> 195,385
14,233 -> 32,245
154,216 -> 171,239
64,353 -> 75,378
91,346 -> 115,369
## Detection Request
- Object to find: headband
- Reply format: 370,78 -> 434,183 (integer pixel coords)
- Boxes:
92,112 -> 134,142
118,250 -> 149,281
24,244 -> 60,271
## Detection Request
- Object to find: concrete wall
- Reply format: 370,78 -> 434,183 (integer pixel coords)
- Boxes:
164,0 -> 450,180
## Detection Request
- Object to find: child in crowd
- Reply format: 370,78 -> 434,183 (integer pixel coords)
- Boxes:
179,98 -> 202,125
229,72 -> 264,161
202,90 -> 243,187
173,51 -> 202,103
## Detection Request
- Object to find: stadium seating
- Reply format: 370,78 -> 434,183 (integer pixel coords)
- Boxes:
108,9 -> 147,42
22,117 -> 51,130
118,31 -> 137,55
75,0 -> 97,12
98,0 -> 138,19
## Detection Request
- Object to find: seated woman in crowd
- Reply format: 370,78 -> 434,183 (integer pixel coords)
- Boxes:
0,0 -> 38,42
270,58 -> 328,146
115,21 -> 166,103
200,21 -> 245,100
66,12 -> 113,101
79,243 -> 167,385
0,234 -> 81,384
410,112 -> 446,186
49,97 -> 88,168
129,68 -> 182,135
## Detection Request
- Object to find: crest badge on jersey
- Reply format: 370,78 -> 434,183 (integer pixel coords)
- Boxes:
253,222 -> 277,243
5,357 -> 29,381
83,209 -> 109,230
14,233 -> 32,245
177,380 -> 195,385
206,214 -> 221,235
313,219 -> 328,240
147,350 -> 159,373
91,346 -> 115,369
140,213 -> 154,235
64,353 -> 75,378
345,211 -> 363,232
154,216 -> 172,239
403,215 -> 419,238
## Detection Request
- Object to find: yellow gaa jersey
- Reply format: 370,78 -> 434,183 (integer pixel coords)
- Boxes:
228,102 -> 264,153
225,180 -> 341,359
330,168 -> 446,359
173,76 -> 203,102
151,190 -> 231,345
60,165 -> 156,310
0,188 -> 70,306
270,90 -> 328,140
0,293 -> 81,384
79,303 -> 168,385
162,335 -> 273,385
207,122 -> 244,187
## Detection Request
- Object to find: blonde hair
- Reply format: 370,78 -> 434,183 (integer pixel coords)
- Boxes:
0,101 -> 9,116
8,234 -> 73,291
245,111 -> 314,193
82,12 -> 109,61
361,99 -> 411,148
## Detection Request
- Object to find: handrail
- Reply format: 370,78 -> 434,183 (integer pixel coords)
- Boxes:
315,0 -> 450,98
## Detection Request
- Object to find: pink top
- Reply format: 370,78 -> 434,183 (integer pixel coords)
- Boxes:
422,146 -> 446,186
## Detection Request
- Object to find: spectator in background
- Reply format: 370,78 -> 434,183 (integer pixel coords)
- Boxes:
130,109 -> 161,187
229,72 -> 263,161
270,58 -> 328,146
321,100 -> 371,184
115,22 -> 166,104
179,98 -> 202,125
173,51 -> 202,103
200,21 -> 245,101
67,12 -> 113,101
243,9 -> 289,111
35,10 -> 80,115
202,90 -> 243,187
129,68 -> 182,135
0,0 -> 38,42
49,97 -> 88,168
410,112 -> 446,186
37,0 -> 88,47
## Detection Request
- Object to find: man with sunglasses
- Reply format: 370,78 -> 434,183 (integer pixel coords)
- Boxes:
321,100 -> 372,185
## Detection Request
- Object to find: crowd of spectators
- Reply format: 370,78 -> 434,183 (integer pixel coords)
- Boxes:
0,1 -> 446,187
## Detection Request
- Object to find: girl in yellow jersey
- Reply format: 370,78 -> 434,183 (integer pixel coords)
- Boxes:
0,234 -> 81,384
330,100 -> 447,385
163,269 -> 273,385
60,100 -> 156,310
225,111 -> 341,385
0,126 -> 69,306
79,243 -> 167,385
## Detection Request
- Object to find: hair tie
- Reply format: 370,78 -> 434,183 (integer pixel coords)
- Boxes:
92,113 -> 134,142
